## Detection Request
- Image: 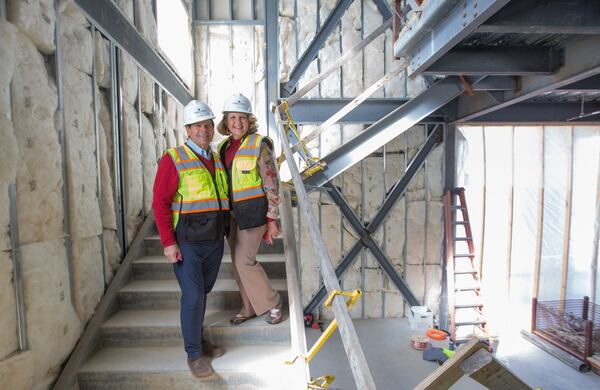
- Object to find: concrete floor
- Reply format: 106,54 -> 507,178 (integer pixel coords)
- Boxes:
306,318 -> 600,390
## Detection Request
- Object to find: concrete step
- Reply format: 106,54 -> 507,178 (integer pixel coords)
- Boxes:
118,279 -> 288,310
144,235 -> 285,256
78,345 -> 293,390
133,254 -> 287,280
101,309 -> 291,347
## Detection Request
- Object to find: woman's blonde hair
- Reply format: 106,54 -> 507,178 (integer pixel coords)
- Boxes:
217,113 -> 259,136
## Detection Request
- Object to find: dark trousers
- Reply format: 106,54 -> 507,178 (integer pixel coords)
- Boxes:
173,239 -> 224,359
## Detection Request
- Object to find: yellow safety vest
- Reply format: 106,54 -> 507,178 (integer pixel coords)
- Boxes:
218,133 -> 268,203
166,144 -> 229,228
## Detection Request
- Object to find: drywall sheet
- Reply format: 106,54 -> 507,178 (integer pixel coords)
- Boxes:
566,126 -> 600,299
509,126 -> 542,319
538,127 -> 570,301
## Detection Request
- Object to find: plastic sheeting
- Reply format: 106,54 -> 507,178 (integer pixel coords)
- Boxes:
458,125 -> 600,327
509,126 -> 542,325
567,127 -> 600,300
538,127 -> 571,301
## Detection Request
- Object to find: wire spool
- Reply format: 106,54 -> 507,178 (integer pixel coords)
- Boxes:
410,335 -> 430,351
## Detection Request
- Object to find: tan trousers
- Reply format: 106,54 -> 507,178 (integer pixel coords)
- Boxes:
228,219 -> 279,316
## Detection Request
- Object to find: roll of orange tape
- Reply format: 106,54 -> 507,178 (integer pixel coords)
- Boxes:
426,328 -> 447,341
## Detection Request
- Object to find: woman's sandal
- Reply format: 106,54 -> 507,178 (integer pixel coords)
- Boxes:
266,294 -> 284,325
230,313 -> 256,325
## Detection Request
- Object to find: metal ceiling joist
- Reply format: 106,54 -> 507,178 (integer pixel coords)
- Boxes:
477,0 -> 600,34
394,0 -> 511,76
282,0 -> 355,96
303,126 -> 443,314
74,0 -> 193,104
470,102 -> 600,122
423,47 -> 564,76
455,36 -> 600,122
303,76 -> 482,188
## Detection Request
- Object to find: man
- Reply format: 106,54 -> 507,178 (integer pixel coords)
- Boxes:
152,100 -> 229,378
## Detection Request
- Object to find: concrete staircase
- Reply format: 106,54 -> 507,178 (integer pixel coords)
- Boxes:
77,234 -> 292,389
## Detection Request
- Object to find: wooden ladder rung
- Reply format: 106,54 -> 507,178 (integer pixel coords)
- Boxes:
454,270 -> 478,275
454,254 -> 475,258
455,320 -> 486,327
454,303 -> 483,309
454,237 -> 472,241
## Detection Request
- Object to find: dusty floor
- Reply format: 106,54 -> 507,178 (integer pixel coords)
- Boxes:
306,318 -> 600,390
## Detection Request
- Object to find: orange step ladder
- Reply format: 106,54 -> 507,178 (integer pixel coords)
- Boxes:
443,187 -> 490,345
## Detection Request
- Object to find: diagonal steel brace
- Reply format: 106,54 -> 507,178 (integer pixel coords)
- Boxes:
304,125 -> 443,314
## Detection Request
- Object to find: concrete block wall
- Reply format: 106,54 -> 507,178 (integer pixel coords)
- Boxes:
0,1 -> 182,388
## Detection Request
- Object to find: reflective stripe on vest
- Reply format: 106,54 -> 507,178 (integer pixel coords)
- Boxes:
167,144 -> 229,228
219,133 -> 266,203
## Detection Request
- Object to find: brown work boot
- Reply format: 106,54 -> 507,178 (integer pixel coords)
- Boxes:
187,357 -> 213,378
202,337 -> 225,358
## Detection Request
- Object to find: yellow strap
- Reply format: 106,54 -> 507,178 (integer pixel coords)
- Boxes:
285,289 -> 362,366
308,375 -> 336,389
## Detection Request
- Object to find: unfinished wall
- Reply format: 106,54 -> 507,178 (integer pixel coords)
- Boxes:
0,0 -> 177,388
457,125 -> 600,337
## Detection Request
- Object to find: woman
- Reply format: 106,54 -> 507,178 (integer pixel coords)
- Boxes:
217,93 -> 283,325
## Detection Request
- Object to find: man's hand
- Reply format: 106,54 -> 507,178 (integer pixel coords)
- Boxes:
164,244 -> 182,263
263,221 -> 281,245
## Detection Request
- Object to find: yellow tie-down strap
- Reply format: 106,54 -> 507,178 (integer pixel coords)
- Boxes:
277,101 -> 326,180
308,374 -> 336,389
285,289 -> 362,366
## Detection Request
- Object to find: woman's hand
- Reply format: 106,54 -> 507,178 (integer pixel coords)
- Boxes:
164,244 -> 182,263
263,220 -> 281,244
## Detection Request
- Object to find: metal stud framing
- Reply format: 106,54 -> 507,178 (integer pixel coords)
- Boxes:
54,0 -> 76,307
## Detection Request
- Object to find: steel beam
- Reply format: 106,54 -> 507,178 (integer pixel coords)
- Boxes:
455,36 -> 600,122
371,0 -> 392,20
282,0 -> 354,95
304,127 -> 443,314
303,76 -> 477,188
74,0 -> 193,104
467,102 -> 600,123
557,74 -> 600,92
423,47 -> 564,76
395,0 -> 511,76
265,0 -> 279,137
289,98 -> 408,124
477,0 -> 600,34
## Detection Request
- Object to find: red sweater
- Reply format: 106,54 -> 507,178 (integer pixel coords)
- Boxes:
152,151 -> 215,248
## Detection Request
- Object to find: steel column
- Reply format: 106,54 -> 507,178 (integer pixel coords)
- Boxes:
303,77 -> 473,189
265,0 -> 279,137
74,0 -> 193,104
304,126 -> 443,314
282,0 -> 355,95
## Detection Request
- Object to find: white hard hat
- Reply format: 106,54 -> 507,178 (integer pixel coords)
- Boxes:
223,93 -> 252,115
183,100 -> 215,125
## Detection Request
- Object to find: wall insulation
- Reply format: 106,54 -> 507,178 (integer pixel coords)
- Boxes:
457,125 -> 600,337
0,0 -> 185,388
